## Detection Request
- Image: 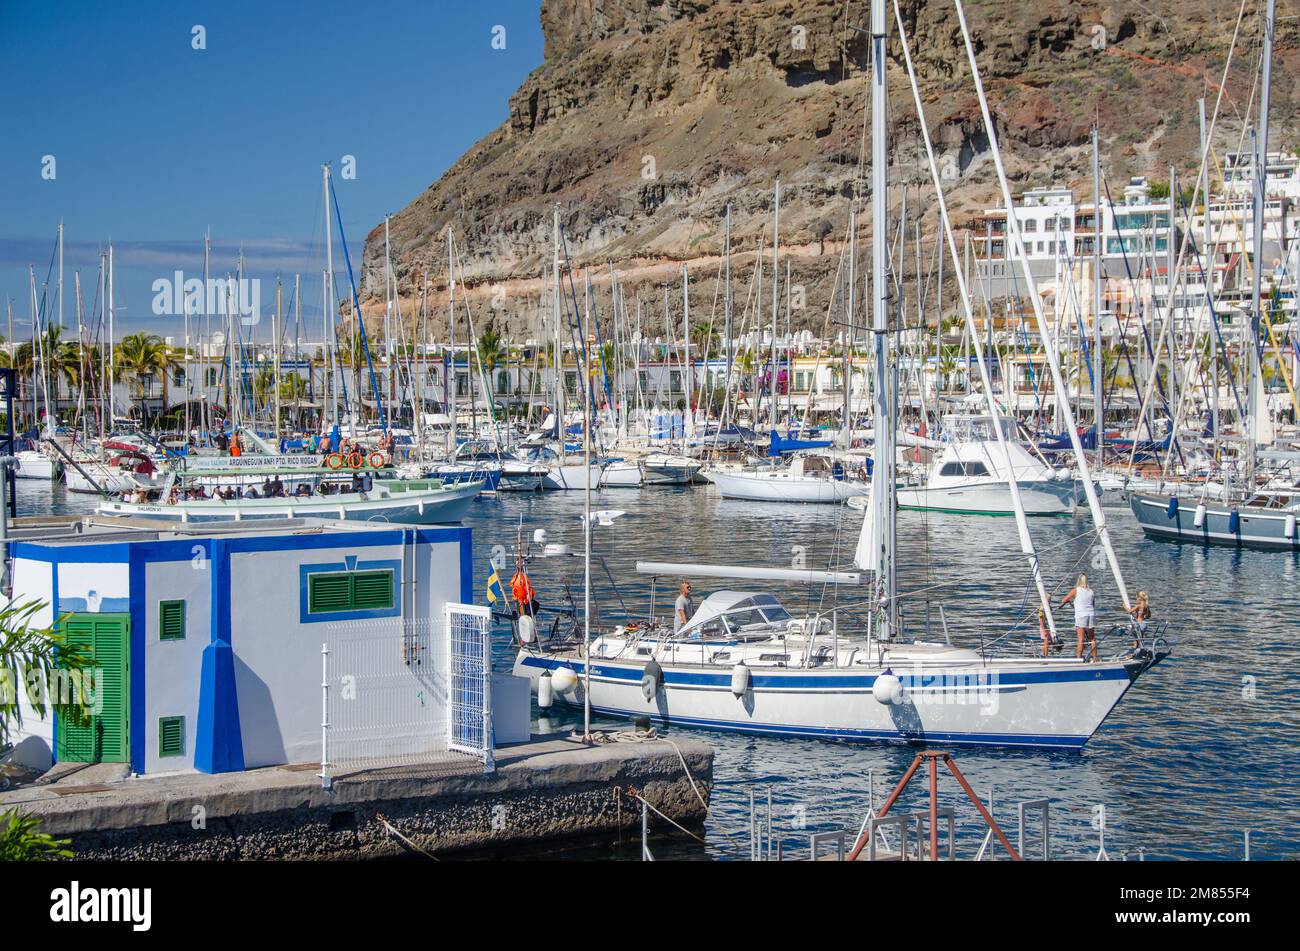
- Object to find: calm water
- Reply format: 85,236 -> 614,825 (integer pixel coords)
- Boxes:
21,479 -> 1298,860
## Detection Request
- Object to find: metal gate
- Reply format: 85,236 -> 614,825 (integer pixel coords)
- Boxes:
446,602 -> 493,770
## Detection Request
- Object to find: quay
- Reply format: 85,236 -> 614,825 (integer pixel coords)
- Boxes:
0,733 -> 713,860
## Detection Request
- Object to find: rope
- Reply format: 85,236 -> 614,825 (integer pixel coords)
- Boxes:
375,812 -> 439,861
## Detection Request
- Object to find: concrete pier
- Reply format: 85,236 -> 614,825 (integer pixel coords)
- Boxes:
0,733 -> 714,860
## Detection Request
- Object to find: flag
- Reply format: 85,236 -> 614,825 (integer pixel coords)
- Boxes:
486,563 -> 506,605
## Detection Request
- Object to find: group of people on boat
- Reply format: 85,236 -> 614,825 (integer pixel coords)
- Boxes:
1039,575 -> 1154,660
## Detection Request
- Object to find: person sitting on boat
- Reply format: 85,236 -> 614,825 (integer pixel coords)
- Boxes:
295,482 -> 311,498
675,580 -> 695,635
318,434 -> 332,455
317,481 -> 332,496
1060,574 -> 1098,662
271,476 -> 286,498
167,487 -> 179,505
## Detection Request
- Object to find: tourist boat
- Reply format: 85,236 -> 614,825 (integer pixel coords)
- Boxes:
895,416 -> 1085,516
96,468 -> 484,524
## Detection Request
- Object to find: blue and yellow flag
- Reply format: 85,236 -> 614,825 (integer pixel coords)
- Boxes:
486,563 -> 506,605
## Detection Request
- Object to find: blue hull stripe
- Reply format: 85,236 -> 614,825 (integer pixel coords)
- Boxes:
518,654 -> 1129,688
576,702 -> 1088,750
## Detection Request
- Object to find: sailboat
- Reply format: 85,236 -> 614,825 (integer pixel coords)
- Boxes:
512,0 -> 1167,750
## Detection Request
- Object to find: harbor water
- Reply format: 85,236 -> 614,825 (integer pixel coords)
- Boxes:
24,480 -> 1298,860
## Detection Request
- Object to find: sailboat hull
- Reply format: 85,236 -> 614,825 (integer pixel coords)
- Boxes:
710,470 -> 869,503
896,480 -> 1080,516
1130,492 -> 1300,550
514,650 -> 1148,750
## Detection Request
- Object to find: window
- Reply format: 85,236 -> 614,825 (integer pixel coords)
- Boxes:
939,462 -> 964,477
159,600 -> 186,641
307,569 -> 395,614
173,367 -> 186,386
205,367 -> 218,387
1023,219 -> 1038,233
966,462 -> 990,477
158,716 -> 185,758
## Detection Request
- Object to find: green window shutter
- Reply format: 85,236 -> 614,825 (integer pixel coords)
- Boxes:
158,716 -> 185,757
308,569 -> 395,613
351,570 -> 394,610
308,573 -> 353,613
159,600 -> 186,641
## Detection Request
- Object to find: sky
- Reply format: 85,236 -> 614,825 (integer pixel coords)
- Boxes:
0,0 -> 544,342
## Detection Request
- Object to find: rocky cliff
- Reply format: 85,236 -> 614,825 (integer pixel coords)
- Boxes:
358,0 -> 1298,339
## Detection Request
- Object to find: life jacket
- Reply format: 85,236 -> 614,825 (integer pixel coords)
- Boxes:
510,569 -> 536,606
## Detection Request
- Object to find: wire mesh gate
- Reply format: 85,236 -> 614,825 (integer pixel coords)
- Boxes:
320,603 -> 493,787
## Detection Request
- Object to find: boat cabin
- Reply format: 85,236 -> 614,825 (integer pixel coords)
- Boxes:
675,591 -> 793,641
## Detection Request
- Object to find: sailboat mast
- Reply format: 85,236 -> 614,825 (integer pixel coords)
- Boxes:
447,231 -> 457,456
323,164 -> 337,429
770,181 -> 780,432
1247,0 -> 1275,488
1092,127 -> 1104,470
869,0 -> 897,641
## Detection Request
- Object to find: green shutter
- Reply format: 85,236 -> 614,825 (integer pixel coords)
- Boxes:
159,600 -> 186,641
308,570 -> 395,613
158,716 -> 185,757
56,614 -> 129,764
308,573 -> 353,613
351,570 -> 394,610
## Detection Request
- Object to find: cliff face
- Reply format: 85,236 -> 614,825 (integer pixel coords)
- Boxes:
359,0 -> 1298,338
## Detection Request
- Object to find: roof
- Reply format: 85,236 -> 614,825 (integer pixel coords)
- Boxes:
679,590 -> 785,635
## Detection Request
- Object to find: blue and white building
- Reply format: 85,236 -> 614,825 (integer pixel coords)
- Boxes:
3,516 -> 515,776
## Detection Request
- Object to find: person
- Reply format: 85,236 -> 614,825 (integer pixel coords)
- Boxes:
295,482 -> 311,498
674,580 -> 695,634
1037,607 -> 1059,658
1060,574 -> 1097,662
1125,591 -> 1151,632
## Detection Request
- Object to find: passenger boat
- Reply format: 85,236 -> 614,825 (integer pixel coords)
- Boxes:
96,467 -> 484,524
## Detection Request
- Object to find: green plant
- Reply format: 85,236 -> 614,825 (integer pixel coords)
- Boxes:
0,809 -> 73,861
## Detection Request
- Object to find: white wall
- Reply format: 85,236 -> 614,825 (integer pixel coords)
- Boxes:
142,559 -> 212,774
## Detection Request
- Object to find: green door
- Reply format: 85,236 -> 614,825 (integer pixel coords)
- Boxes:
56,613 -> 130,764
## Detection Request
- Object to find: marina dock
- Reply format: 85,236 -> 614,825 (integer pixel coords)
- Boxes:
0,733 -> 713,860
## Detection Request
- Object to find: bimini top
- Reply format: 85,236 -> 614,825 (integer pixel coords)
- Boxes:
678,591 -> 792,640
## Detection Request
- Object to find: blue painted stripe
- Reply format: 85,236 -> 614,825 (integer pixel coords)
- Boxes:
128,548 -> 147,774
518,654 -> 1127,688
575,702 -> 1088,750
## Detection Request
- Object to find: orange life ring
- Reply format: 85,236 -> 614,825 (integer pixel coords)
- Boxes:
325,453 -> 344,470
347,452 -> 364,469
368,452 -> 385,469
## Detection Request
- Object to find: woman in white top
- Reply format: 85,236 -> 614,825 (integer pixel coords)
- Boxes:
1060,574 -> 1097,661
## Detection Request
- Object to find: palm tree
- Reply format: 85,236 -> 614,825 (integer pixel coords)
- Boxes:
114,332 -> 173,424
475,328 -> 506,370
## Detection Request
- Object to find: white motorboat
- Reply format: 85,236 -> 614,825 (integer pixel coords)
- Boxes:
709,453 -> 870,503
896,416 -> 1085,516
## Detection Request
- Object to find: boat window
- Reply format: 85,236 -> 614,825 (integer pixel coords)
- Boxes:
635,647 -> 652,656
758,653 -> 790,663
965,461 -> 990,477
723,609 -> 768,633
691,618 -> 726,639
759,604 -> 791,623
710,651 -> 731,663
939,462 -> 965,477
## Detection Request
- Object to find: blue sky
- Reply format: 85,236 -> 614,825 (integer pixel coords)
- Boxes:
0,0 -> 544,340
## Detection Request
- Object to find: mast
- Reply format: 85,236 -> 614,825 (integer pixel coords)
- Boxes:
107,242 -> 115,434
868,0 -> 897,641
274,276 -> 282,442
1092,127 -> 1103,469
682,264 -> 693,439
1247,0 -> 1275,488
57,219 -> 64,331
844,205 -> 856,449
323,163 -> 337,430
770,180 -> 780,433
447,231 -> 457,456
1199,97 -> 1219,458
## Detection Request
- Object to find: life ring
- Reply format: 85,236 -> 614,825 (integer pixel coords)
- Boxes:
347,452 -> 364,469
368,452 -> 385,469
325,453 -> 344,470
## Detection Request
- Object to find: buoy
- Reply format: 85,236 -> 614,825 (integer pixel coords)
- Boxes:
1286,514 -> 1297,539
325,453 -> 344,470
347,451 -> 364,469
1228,509 -> 1241,534
1166,496 -> 1179,519
368,452 -> 385,469
641,659 -> 662,702
518,614 -> 536,644
533,528 -> 548,545
872,670 -> 903,705
1194,503 -> 1207,528
551,665 -> 579,694
537,671 -> 554,709
730,661 -> 751,698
